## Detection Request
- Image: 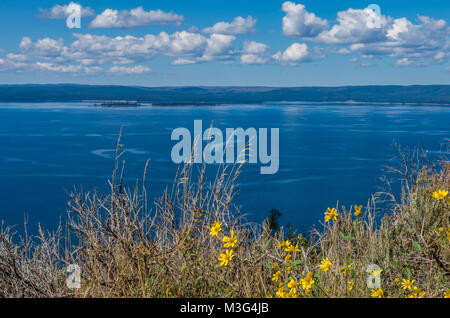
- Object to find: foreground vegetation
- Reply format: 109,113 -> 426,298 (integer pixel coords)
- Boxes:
0,140 -> 449,298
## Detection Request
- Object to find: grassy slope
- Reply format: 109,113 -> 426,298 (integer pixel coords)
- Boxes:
0,144 -> 449,298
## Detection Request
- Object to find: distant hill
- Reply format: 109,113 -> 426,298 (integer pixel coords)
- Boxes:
0,84 -> 449,104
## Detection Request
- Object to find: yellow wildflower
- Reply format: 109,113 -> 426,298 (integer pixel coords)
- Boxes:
371,288 -> 384,298
444,289 -> 450,298
340,262 -> 354,274
408,286 -> 425,298
272,270 -> 281,282
223,230 -> 237,248
354,205 -> 363,217
438,227 -> 445,232
287,288 -> 298,298
324,208 -> 339,222
347,280 -> 354,292
210,221 -> 222,237
300,272 -> 315,291
285,244 -> 301,253
320,257 -> 332,272
285,254 -> 292,263
432,189 -> 448,200
272,263 -> 278,269
394,278 -> 401,283
286,266 -> 292,272
218,249 -> 235,266
288,277 -> 298,294
401,279 -> 415,290
276,287 -> 288,298
276,240 -> 291,248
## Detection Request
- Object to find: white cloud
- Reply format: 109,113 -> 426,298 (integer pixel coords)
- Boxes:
205,34 -> 236,56
169,31 -> 207,54
273,43 -> 309,64
6,53 -> 27,61
19,37 -> 32,50
386,18 -> 411,41
396,58 -> 414,66
282,2 -> 328,38
170,33 -> 236,64
108,65 -> 151,74
240,41 -> 270,64
315,8 -> 389,44
34,62 -> 101,74
203,16 -> 256,35
0,30 -> 237,74
347,15 -> 450,66
1,4 -> 448,74
336,48 -> 351,55
276,3 -> 450,66
387,16 -> 448,49
171,58 -> 198,65
90,7 -> 183,28
39,2 -> 94,19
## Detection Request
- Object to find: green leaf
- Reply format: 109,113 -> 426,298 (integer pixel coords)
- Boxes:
262,238 -> 272,252
404,267 -> 411,280
353,222 -> 359,237
339,231 -> 355,241
291,260 -> 304,265
412,240 -> 422,252
148,276 -> 154,287
345,253 -> 352,264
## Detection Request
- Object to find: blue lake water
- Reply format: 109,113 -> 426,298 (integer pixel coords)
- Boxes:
0,102 -> 449,231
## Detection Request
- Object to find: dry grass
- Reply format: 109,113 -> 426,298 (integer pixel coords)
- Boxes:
0,138 -> 448,298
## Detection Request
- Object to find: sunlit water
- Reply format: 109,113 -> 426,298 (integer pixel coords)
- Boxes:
0,102 -> 448,231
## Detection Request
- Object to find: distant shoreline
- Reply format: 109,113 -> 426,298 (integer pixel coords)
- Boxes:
1,100 -> 449,107
0,84 -> 449,105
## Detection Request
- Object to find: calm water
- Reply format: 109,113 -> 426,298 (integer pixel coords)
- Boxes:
0,102 -> 449,231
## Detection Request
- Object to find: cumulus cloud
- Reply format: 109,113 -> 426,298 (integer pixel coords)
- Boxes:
2,3 -> 448,74
272,43 -> 309,64
0,30 -> 237,74
90,7 -> 183,28
20,37 -> 66,57
280,3 -> 449,66
202,16 -> 256,35
170,33 -> 236,64
240,41 -> 271,64
282,2 -> 328,38
315,8 -> 389,44
39,2 -> 94,19
347,15 -> 450,66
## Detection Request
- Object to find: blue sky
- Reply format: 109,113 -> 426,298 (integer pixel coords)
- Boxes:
0,0 -> 449,86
